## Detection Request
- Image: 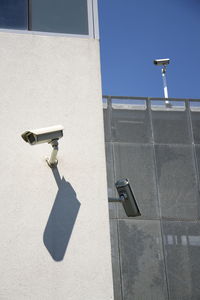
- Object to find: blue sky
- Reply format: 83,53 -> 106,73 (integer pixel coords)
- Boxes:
98,0 -> 200,99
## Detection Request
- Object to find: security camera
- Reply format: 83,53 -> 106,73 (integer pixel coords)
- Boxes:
153,58 -> 170,66
21,125 -> 64,145
21,125 -> 64,168
115,178 -> 141,217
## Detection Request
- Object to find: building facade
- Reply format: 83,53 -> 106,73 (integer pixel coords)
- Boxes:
0,1 -> 114,299
104,96 -> 200,300
1,2 -> 200,300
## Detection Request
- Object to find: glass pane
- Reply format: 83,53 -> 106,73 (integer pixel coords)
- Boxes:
152,110 -> 191,144
155,145 -> 200,219
0,0 -> 28,30
114,143 -> 159,219
118,220 -> 168,300
30,0 -> 89,35
163,220 -> 200,299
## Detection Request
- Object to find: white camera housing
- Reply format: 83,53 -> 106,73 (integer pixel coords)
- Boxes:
153,58 -> 170,66
21,125 -> 64,145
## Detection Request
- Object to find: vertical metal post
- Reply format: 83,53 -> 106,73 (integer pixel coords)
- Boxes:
161,67 -> 170,107
46,140 -> 59,168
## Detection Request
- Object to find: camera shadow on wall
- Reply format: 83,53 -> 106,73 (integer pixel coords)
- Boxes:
43,167 -> 81,261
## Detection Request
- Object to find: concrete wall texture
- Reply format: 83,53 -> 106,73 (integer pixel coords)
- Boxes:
104,98 -> 200,300
0,31 -> 113,300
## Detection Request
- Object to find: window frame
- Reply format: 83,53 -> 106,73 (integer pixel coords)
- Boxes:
0,0 -> 99,39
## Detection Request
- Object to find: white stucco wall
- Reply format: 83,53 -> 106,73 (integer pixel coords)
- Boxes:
0,31 -> 113,300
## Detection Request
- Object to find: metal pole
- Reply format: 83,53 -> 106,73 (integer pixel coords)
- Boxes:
108,194 -> 126,203
161,67 -> 170,107
46,140 -> 59,168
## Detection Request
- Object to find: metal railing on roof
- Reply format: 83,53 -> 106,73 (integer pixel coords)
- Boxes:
102,95 -> 200,111
103,95 -> 200,102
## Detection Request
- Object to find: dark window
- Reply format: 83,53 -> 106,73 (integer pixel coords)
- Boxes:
30,0 -> 89,35
0,0 -> 28,30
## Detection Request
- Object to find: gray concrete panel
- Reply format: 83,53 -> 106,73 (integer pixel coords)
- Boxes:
191,111 -> 200,144
110,220 -> 123,300
103,107 -> 111,142
162,220 -> 200,300
114,143 -> 159,219
111,108 -> 152,143
152,110 -> 191,144
155,145 -> 200,219
118,219 -> 168,300
105,142 -> 117,218
194,145 -> 200,194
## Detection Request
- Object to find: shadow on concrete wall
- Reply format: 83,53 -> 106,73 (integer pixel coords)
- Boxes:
43,167 -> 81,261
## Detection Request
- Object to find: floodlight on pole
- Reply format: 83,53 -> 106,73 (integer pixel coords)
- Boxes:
153,58 -> 171,107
